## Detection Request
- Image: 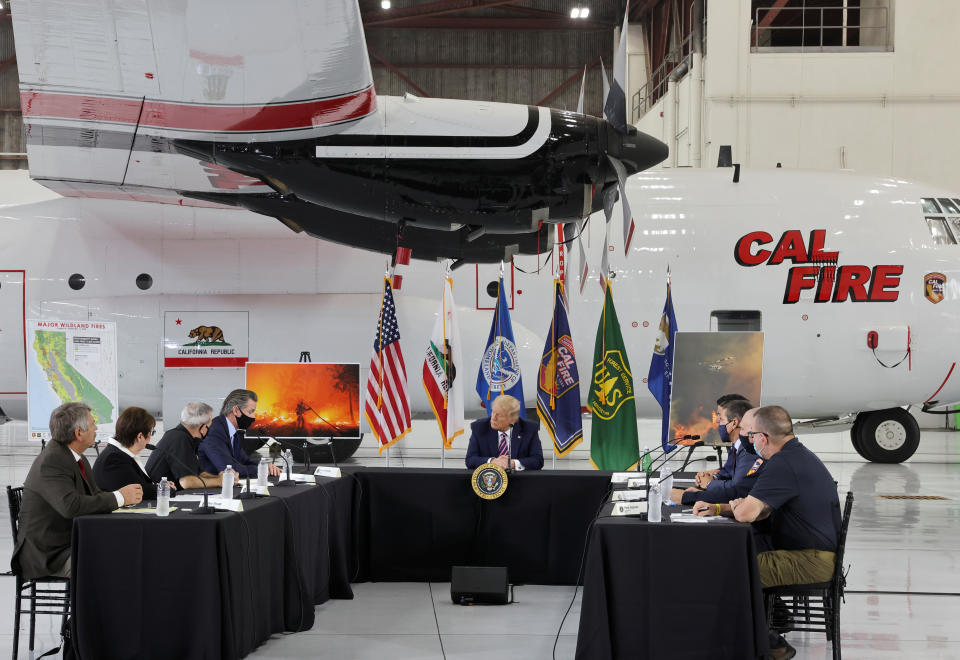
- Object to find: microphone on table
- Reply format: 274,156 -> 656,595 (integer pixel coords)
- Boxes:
145,443 -> 215,515
648,435 -> 702,474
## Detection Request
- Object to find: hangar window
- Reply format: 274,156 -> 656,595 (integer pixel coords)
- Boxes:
925,218 -> 956,245
68,273 -> 86,290
710,310 -> 762,332
751,0 -> 892,52
938,198 -> 960,214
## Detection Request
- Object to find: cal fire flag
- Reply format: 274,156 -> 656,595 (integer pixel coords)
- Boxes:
647,280 -> 678,452
476,275 -> 526,416
422,276 -> 465,448
364,277 -> 412,454
588,281 -> 640,471
537,280 -> 583,457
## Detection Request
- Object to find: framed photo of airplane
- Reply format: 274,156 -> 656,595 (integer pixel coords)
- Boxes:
668,332 -> 764,447
244,362 -> 361,439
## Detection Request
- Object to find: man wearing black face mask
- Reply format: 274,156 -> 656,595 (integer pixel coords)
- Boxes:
198,389 -> 282,479
673,400 -> 761,505
146,402 -> 226,489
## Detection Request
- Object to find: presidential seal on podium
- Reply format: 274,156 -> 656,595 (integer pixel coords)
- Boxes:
472,464 -> 509,500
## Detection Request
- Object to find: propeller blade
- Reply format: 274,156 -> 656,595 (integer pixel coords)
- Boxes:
576,65 -> 587,115
599,186 -> 617,291
600,58 -> 610,115
603,6 -> 630,133
608,155 -> 636,255
577,219 -> 590,295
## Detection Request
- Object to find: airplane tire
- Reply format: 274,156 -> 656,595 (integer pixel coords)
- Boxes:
851,408 -> 920,463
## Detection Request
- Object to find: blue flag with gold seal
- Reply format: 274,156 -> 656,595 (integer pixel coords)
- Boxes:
476,275 -> 526,416
647,280 -> 678,452
537,280 -> 583,456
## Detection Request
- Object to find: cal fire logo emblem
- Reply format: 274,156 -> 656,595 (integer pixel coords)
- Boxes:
925,272 -> 946,304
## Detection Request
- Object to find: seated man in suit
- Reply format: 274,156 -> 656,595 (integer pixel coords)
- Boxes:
198,389 -> 282,479
465,394 -> 543,471
146,402 -> 224,489
693,392 -> 748,486
12,402 -> 142,579
93,406 -> 175,500
669,399 -> 762,505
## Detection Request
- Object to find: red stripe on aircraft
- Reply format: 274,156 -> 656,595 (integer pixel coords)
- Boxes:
164,358 -> 249,367
924,362 -> 956,403
20,86 -> 377,132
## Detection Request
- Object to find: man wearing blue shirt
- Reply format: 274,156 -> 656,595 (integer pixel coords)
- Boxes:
198,389 -> 282,479
725,405 -> 841,660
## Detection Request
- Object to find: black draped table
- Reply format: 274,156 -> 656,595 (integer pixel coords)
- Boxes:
348,467 -> 612,584
70,475 -> 354,660
574,514 -> 769,660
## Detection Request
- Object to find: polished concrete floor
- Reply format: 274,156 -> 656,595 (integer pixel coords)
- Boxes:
0,419 -> 959,659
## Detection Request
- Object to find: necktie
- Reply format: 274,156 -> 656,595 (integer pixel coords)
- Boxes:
77,458 -> 87,481
731,447 -> 738,472
232,431 -> 242,458
498,431 -> 509,457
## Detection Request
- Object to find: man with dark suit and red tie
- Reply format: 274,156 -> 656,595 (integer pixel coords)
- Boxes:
12,402 -> 143,580
465,394 -> 544,471
197,389 -> 282,479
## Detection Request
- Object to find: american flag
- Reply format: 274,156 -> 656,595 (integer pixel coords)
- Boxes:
364,277 -> 412,453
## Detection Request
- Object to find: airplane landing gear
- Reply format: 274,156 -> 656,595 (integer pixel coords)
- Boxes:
850,408 -> 919,463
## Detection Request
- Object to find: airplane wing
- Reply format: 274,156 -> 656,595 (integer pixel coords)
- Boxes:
12,0 -> 377,201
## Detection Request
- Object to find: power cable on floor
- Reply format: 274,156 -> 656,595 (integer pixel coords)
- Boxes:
427,581 -> 448,660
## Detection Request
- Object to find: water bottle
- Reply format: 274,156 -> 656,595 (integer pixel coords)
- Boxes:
283,449 -> 294,475
640,446 -> 652,474
222,464 -> 235,499
257,458 -> 269,488
647,485 -> 662,522
156,477 -> 170,517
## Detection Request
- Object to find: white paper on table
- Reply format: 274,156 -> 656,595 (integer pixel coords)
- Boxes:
170,495 -> 207,503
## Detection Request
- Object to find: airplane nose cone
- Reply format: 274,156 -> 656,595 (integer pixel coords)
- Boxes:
603,123 -> 669,175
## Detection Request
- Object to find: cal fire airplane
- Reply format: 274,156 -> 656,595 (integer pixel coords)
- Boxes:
2,0 -> 959,464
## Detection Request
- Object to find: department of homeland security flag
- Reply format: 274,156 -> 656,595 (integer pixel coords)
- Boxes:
647,280 -> 678,452
588,281 -> 639,470
537,280 -> 583,457
422,275 -> 465,448
364,277 -> 412,454
476,276 -> 526,416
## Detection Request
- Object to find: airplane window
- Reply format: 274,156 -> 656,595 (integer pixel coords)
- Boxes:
68,273 -> 86,290
925,218 -> 956,245
938,198 -> 960,214
136,273 -> 153,290
921,198 -> 942,214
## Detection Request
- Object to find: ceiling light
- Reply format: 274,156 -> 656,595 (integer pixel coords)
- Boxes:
381,0 -> 391,8
580,7 -> 589,18
570,8 -> 581,18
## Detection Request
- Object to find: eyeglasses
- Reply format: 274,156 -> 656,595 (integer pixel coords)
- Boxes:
746,430 -> 767,439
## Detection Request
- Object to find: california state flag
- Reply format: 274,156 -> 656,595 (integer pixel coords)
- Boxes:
422,275 -> 465,448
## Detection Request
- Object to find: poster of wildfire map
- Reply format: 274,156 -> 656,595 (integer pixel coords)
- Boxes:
26,320 -> 119,442
245,362 -> 361,439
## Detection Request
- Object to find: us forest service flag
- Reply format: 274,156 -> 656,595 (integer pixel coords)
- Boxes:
537,280 -> 583,457
364,277 -> 412,454
588,281 -> 639,470
422,276 -> 465,448
647,280 -> 678,452
476,275 -> 526,416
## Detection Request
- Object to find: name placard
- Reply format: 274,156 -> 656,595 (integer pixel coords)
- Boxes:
611,490 -> 647,502
610,472 -> 639,484
610,502 -> 647,516
627,477 -> 658,489
314,466 -> 343,478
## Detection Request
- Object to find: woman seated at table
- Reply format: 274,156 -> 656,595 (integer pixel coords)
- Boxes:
93,406 -> 175,501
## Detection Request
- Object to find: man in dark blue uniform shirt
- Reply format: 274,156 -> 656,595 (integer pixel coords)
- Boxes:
671,399 -> 762,505
198,389 -> 282,479
725,405 -> 840,660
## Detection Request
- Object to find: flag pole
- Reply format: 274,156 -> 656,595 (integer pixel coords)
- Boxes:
383,262 -> 391,468
441,260 -> 448,469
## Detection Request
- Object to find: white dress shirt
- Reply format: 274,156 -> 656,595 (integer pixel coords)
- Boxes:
486,425 -> 525,471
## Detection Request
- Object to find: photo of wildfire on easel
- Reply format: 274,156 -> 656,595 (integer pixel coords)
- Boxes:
245,362 -> 361,438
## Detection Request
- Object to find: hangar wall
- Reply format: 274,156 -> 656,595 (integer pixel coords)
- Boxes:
636,0 -> 960,193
